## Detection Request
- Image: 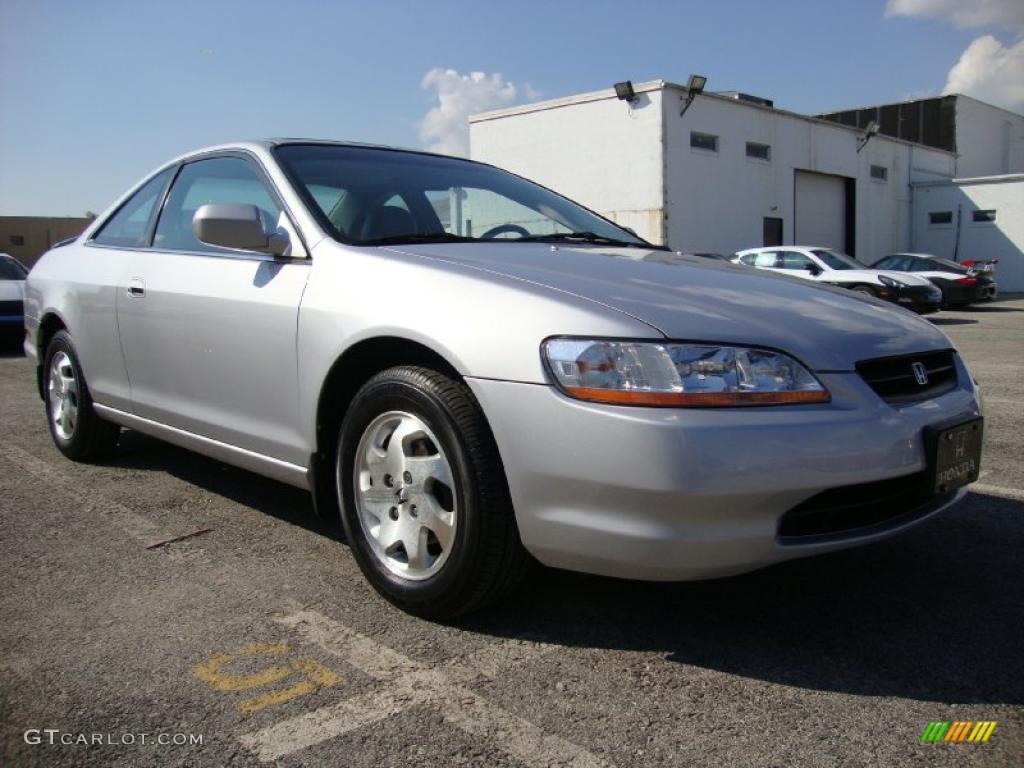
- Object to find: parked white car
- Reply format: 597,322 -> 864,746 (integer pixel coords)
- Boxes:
733,246 -> 942,314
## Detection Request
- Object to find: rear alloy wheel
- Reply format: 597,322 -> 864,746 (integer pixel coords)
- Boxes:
337,366 -> 529,619
43,330 -> 120,460
851,285 -> 877,297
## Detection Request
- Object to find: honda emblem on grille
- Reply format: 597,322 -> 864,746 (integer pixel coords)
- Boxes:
911,362 -> 929,386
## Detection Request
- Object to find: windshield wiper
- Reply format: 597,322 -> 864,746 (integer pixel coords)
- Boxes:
516,231 -> 649,248
359,232 -> 477,246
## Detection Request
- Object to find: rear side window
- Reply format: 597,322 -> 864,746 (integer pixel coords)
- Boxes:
740,251 -> 779,267
778,251 -> 812,269
92,168 -> 174,247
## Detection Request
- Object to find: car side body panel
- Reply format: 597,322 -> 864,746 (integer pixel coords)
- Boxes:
24,244 -> 134,411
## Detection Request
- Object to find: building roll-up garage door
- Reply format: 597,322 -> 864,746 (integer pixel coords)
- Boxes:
794,170 -> 847,252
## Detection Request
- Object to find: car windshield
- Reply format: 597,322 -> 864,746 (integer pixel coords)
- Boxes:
274,144 -> 650,248
0,258 -> 27,280
811,249 -> 862,270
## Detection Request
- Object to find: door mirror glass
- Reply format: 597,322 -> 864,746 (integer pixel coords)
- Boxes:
192,204 -> 288,256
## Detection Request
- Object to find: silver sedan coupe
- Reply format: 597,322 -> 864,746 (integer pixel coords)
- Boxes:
23,141 -> 984,618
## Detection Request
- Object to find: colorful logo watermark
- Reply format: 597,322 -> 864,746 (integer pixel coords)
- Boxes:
920,721 -> 996,743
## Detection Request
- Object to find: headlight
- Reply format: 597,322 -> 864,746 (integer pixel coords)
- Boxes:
878,275 -> 909,288
542,339 -> 830,407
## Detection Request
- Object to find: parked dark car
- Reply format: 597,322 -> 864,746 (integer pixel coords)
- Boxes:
871,253 -> 997,309
0,253 -> 28,348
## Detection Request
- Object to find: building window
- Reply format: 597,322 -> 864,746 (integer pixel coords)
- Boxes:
928,211 -> 953,225
870,165 -> 888,181
9,235 -> 24,246
972,209 -> 996,223
746,142 -> 771,161
690,132 -> 718,152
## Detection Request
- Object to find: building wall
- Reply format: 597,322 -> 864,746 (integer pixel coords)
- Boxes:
912,176 -> 1024,292
954,96 -> 1024,178
0,217 -> 93,268
471,84 -> 955,262
470,87 -> 665,242
659,89 -> 954,261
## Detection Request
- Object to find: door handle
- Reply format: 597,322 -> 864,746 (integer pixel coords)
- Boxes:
128,277 -> 146,298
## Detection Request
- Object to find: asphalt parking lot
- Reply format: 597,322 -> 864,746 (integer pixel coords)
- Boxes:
2,299 -> 1022,768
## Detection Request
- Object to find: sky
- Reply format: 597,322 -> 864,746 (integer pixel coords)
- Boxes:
1,0 -> 1022,216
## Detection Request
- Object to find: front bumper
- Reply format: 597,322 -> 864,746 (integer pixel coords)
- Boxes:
881,284 -> 943,314
940,281 -> 997,305
467,360 -> 981,581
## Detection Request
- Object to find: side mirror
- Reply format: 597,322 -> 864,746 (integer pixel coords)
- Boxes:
193,204 -> 289,256
806,263 -> 822,276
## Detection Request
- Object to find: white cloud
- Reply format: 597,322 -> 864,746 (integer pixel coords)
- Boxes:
885,0 -> 1024,30
943,34 -> 1024,110
418,69 -> 537,157
886,1 -> 1024,112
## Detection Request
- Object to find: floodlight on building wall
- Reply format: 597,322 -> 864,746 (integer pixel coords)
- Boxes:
857,120 -> 880,153
680,73 -> 708,117
614,81 -> 637,103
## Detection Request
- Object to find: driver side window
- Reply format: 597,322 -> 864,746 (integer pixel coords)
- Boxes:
153,157 -> 281,254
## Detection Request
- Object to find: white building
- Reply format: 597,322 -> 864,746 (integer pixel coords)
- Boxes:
911,175 -> 1024,291
470,80 -> 956,264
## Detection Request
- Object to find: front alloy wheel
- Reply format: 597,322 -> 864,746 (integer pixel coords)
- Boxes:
353,411 -> 457,580
337,366 -> 529,619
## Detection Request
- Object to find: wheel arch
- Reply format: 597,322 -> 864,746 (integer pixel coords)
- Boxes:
309,336 -> 471,520
34,311 -> 69,399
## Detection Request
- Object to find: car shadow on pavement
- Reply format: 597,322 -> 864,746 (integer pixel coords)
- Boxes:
463,491 -> 1024,706
104,430 -> 343,541
929,317 -> 977,326
965,305 -> 1024,313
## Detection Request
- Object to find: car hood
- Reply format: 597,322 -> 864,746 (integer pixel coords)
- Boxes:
0,280 -> 24,302
383,243 -> 951,371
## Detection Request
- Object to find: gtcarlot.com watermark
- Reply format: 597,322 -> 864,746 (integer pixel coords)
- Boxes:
24,728 -> 203,747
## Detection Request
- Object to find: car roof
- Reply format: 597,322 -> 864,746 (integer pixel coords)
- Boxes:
738,245 -> 829,253
171,138 -> 467,165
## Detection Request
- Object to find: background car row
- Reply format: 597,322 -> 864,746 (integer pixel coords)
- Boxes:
687,247 -> 997,314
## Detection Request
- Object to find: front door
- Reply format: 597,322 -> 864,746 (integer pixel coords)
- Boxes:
116,155 -> 311,465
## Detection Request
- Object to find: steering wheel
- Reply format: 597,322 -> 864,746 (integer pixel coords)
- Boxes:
481,224 -> 530,240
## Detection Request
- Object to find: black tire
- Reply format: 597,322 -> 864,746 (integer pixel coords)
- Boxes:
43,330 -> 120,461
336,365 -> 529,619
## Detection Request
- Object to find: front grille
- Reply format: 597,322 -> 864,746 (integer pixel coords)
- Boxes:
0,299 -> 24,316
856,349 -> 957,404
778,472 -> 950,540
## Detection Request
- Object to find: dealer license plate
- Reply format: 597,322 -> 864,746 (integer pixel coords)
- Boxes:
928,418 -> 983,495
